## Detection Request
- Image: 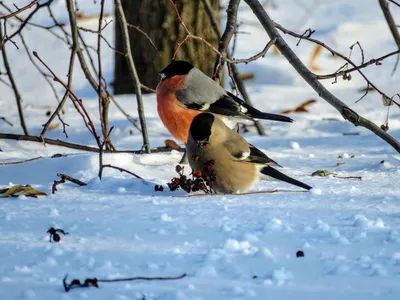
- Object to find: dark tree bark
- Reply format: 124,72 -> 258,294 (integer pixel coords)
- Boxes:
114,0 -> 220,94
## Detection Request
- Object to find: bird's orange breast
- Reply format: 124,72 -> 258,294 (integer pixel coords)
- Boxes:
156,76 -> 201,143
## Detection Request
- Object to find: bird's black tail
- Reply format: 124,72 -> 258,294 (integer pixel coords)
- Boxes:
226,92 -> 293,123
261,166 -> 312,190
245,104 -> 293,123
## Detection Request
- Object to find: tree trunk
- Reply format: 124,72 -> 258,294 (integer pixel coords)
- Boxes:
114,0 -> 220,94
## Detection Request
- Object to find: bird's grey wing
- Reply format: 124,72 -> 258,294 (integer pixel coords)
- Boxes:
175,68 -> 226,110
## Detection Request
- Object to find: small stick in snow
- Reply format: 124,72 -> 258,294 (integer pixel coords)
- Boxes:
333,175 -> 362,181
173,189 -> 309,197
52,173 -> 87,194
62,273 -> 186,292
100,164 -> 143,180
0,156 -> 42,166
0,117 -> 13,126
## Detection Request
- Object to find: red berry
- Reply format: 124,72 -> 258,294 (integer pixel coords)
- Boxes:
192,170 -> 202,177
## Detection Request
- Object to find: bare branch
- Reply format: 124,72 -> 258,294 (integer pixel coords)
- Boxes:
100,164 -> 143,179
244,0 -> 400,153
379,0 -> 400,53
0,0 -> 39,20
231,38 -> 276,63
213,0 -> 241,81
114,0 -> 151,153
0,22 -> 29,135
274,22 -> 398,103
33,51 -> 102,148
0,133 -> 182,154
127,23 -> 160,56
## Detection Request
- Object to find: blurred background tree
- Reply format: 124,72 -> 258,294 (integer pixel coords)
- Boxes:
114,0 -> 220,94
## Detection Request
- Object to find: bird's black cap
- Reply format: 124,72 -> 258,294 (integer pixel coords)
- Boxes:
190,113 -> 215,142
159,60 -> 194,80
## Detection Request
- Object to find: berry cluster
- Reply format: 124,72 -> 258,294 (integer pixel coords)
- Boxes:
167,155 -> 216,194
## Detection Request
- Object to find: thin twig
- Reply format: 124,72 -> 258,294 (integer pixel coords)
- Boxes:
0,116 -> 13,126
197,0 -> 267,136
127,23 -> 160,56
274,22 -> 399,104
379,0 -> 400,50
0,156 -> 42,166
389,0 -> 400,7
213,0 -> 241,81
33,51 -> 102,148
7,0 -> 55,41
65,0 -> 114,150
0,133 -> 182,154
0,0 -> 39,20
40,50 -> 76,139
244,0 -> 400,153
231,38 -> 276,63
63,273 -> 186,292
317,49 -> 400,80
115,0 -> 150,153
0,22 -> 29,135
100,164 -> 143,179
52,173 -> 87,194
173,189 -> 308,197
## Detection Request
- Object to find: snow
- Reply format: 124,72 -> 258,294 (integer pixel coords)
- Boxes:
1,0 -> 400,299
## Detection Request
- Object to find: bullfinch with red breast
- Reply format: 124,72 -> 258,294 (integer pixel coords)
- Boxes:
186,113 -> 312,193
156,60 -> 293,144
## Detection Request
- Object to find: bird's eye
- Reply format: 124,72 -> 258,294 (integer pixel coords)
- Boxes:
159,72 -> 166,80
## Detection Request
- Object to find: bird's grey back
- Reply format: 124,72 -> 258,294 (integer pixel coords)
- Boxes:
175,68 -> 226,107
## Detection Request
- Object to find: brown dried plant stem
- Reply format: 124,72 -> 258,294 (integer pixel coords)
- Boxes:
65,0 -> 114,150
114,0 -> 151,153
244,0 -> 400,153
0,22 -> 29,135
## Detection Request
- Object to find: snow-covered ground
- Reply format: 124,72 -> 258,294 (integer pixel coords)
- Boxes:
1,0 -> 400,299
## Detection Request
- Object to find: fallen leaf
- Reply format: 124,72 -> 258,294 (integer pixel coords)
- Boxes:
311,169 -> 335,176
272,45 -> 280,55
0,184 -> 47,198
279,99 -> 317,114
238,72 -> 255,82
309,45 -> 322,71
164,139 -> 181,150
76,12 -> 111,21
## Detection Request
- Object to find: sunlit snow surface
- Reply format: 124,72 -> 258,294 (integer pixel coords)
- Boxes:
0,0 -> 400,299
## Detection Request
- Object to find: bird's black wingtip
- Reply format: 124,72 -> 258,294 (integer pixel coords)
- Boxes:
250,111 -> 294,123
261,166 -> 312,191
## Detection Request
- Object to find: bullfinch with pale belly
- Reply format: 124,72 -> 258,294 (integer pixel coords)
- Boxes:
186,113 -> 312,193
156,60 -> 293,144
